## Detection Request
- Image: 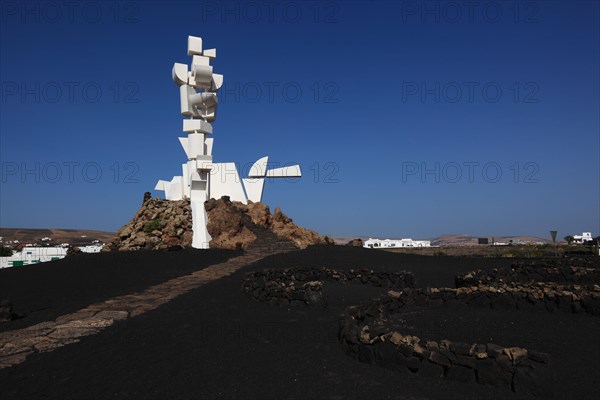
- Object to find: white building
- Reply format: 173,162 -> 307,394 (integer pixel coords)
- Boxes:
79,244 -> 104,253
364,238 -> 431,249
0,246 -> 67,269
0,244 -> 104,269
573,232 -> 593,243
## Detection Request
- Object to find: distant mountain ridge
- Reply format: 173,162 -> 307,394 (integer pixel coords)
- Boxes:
429,234 -> 552,246
0,228 -> 115,245
332,234 -> 553,246
1,228 -> 553,247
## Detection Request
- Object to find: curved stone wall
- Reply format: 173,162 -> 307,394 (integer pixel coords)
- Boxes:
339,291 -> 556,396
242,267 -> 415,307
243,263 -> 599,395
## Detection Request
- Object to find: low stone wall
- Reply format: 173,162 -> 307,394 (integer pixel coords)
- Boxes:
456,263 -> 600,287
242,267 -> 415,307
339,291 -> 555,395
393,283 -> 600,315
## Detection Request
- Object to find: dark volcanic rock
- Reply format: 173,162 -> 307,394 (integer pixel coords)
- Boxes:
346,238 -> 364,247
0,300 -> 14,322
476,358 -> 512,389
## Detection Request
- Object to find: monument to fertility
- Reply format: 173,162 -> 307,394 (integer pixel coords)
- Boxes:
155,36 -> 302,249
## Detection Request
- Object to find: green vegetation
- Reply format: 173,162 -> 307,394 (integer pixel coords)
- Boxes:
144,220 -> 162,234
564,235 -> 575,245
0,245 -> 13,257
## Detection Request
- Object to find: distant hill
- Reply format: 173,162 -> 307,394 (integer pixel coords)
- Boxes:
430,234 -> 552,246
332,234 -> 552,246
0,228 -> 115,245
1,228 -> 553,247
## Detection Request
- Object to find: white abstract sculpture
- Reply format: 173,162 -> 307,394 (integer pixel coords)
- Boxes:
155,35 -> 302,249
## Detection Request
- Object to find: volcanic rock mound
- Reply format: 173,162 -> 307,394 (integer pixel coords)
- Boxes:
104,195 -> 326,251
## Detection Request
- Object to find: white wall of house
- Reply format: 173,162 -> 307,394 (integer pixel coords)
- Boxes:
0,247 -> 67,269
79,244 -> 104,253
573,232 -> 593,243
364,238 -> 431,249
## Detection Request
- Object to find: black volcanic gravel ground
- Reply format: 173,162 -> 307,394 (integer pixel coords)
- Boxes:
1,246 -> 599,399
0,248 -> 240,332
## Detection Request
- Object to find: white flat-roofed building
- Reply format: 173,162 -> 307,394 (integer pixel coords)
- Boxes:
79,244 -> 104,253
0,246 -> 67,269
573,232 -> 593,243
364,238 -> 431,249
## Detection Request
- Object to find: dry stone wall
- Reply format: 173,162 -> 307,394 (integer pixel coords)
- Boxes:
456,261 -> 600,287
243,267 -> 415,307
339,290 -> 555,396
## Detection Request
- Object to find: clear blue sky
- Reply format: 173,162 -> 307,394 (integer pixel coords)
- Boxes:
1,1 -> 598,239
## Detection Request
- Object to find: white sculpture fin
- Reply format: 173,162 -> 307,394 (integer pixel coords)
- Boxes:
266,165 -> 302,178
205,137 -> 214,156
172,63 -> 188,86
243,178 -> 265,203
178,137 -> 190,158
248,156 -> 269,178
154,180 -> 168,191
204,48 -> 216,59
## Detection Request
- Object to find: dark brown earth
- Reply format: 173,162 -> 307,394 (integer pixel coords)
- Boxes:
0,246 -> 598,399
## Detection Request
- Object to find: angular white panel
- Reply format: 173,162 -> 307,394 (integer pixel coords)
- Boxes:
178,137 -> 190,158
192,55 -> 210,66
165,176 -> 183,201
203,48 -> 216,59
209,162 -> 247,204
180,87 -> 218,120
180,85 -> 197,117
243,178 -> 265,203
211,74 -> 224,91
195,155 -> 213,170
183,119 -> 213,134
154,180 -> 168,191
191,64 -> 213,86
248,156 -> 269,178
188,133 -> 206,159
172,63 -> 188,86
188,36 -> 203,56
205,137 -> 214,156
190,171 -> 207,183
185,91 -> 218,121
266,165 -> 302,178
182,163 -> 190,199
